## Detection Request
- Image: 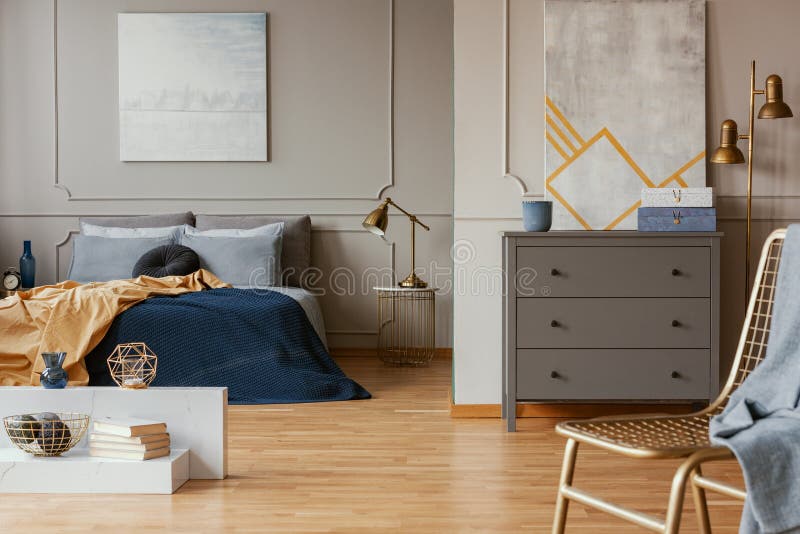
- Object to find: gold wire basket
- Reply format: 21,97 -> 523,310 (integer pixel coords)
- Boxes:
3,412 -> 90,456
107,342 -> 158,389
376,288 -> 436,366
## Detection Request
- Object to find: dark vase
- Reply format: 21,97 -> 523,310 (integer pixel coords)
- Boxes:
40,352 -> 68,389
20,240 -> 35,289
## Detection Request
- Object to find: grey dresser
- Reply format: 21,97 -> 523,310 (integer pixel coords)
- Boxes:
502,231 -> 722,431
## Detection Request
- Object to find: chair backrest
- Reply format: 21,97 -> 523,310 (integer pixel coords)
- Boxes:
709,228 -> 786,414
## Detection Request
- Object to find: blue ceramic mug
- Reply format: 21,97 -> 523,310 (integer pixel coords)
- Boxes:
522,200 -> 552,232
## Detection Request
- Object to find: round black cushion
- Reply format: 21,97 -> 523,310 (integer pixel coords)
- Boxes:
132,245 -> 200,278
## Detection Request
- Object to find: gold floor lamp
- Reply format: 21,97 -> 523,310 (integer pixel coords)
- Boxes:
711,60 -> 793,296
363,197 -> 430,288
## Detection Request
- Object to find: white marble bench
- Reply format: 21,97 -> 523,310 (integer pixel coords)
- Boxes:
0,448 -> 189,494
0,386 -> 227,480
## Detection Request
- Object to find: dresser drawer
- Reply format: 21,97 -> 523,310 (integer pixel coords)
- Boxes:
515,246 -> 710,298
517,298 -> 710,348
516,349 -> 710,400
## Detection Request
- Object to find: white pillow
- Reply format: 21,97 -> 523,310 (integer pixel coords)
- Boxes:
183,222 -> 284,238
81,222 -> 187,239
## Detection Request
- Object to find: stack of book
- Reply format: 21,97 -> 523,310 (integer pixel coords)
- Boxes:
638,187 -> 716,232
88,417 -> 170,460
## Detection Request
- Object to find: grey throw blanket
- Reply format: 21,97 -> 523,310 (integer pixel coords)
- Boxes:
710,224 -> 800,534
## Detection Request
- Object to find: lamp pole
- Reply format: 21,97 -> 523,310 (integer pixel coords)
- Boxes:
741,61 -> 763,297
385,199 -> 429,288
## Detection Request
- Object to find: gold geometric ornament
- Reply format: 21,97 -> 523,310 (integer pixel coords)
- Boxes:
545,96 -> 706,230
107,342 -> 158,389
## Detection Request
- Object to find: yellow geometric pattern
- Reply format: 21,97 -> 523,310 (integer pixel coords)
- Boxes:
545,96 -> 706,230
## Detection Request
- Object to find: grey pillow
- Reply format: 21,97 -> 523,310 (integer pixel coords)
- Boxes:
195,215 -> 310,287
80,212 -> 195,229
180,233 -> 283,287
68,235 -> 177,283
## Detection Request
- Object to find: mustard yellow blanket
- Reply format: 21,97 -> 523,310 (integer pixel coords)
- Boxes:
0,270 -> 229,386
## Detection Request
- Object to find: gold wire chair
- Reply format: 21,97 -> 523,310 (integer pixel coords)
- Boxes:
552,228 -> 785,534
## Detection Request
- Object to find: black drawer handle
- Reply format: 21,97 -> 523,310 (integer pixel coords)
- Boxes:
671,320 -> 682,327
671,371 -> 681,379
672,268 -> 682,276
550,320 -> 560,328
551,268 -> 560,276
550,371 -> 560,379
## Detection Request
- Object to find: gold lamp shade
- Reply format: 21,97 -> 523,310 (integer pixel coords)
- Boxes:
758,75 -> 793,119
710,119 -> 746,164
362,201 -> 389,236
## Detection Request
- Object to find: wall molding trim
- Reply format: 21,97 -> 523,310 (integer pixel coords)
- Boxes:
0,212 -> 453,218
313,228 -> 396,337
455,193 -> 800,222
501,0 -> 528,196
377,0 -> 396,201
51,0 -> 396,202
51,0 -> 70,199
54,229 -> 78,279
454,216 -> 800,222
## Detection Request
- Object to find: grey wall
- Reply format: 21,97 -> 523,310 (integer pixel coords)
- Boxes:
454,0 -> 800,404
0,0 -> 454,349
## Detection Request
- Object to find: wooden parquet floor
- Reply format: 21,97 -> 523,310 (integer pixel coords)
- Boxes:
0,355 -> 744,533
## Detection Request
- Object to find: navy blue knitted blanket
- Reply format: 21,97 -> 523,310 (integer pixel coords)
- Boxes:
84,288 -> 370,404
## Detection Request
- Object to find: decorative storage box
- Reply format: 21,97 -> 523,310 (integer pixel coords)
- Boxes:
638,208 -> 716,232
641,187 -> 714,208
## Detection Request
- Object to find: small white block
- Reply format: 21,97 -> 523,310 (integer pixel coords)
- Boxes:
0,448 -> 189,494
641,187 -> 714,207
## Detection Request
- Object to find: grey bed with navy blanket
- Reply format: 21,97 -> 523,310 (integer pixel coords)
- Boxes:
85,288 -> 370,404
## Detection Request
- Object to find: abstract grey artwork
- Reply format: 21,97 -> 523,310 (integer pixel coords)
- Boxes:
544,0 -> 705,230
118,13 -> 267,161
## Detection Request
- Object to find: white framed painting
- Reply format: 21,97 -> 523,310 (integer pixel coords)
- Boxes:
118,13 -> 268,162
544,0 -> 705,230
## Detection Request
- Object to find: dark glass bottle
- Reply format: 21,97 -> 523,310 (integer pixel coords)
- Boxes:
20,240 -> 35,289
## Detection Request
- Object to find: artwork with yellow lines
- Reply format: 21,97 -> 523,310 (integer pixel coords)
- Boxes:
544,0 -> 705,231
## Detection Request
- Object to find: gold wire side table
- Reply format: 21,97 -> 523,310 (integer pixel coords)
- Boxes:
375,287 -> 436,366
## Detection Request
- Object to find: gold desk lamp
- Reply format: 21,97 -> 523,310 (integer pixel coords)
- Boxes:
711,60 -> 793,296
363,197 -> 430,288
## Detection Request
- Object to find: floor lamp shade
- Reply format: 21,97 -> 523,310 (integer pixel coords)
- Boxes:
758,75 -> 793,119
710,120 -> 745,164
